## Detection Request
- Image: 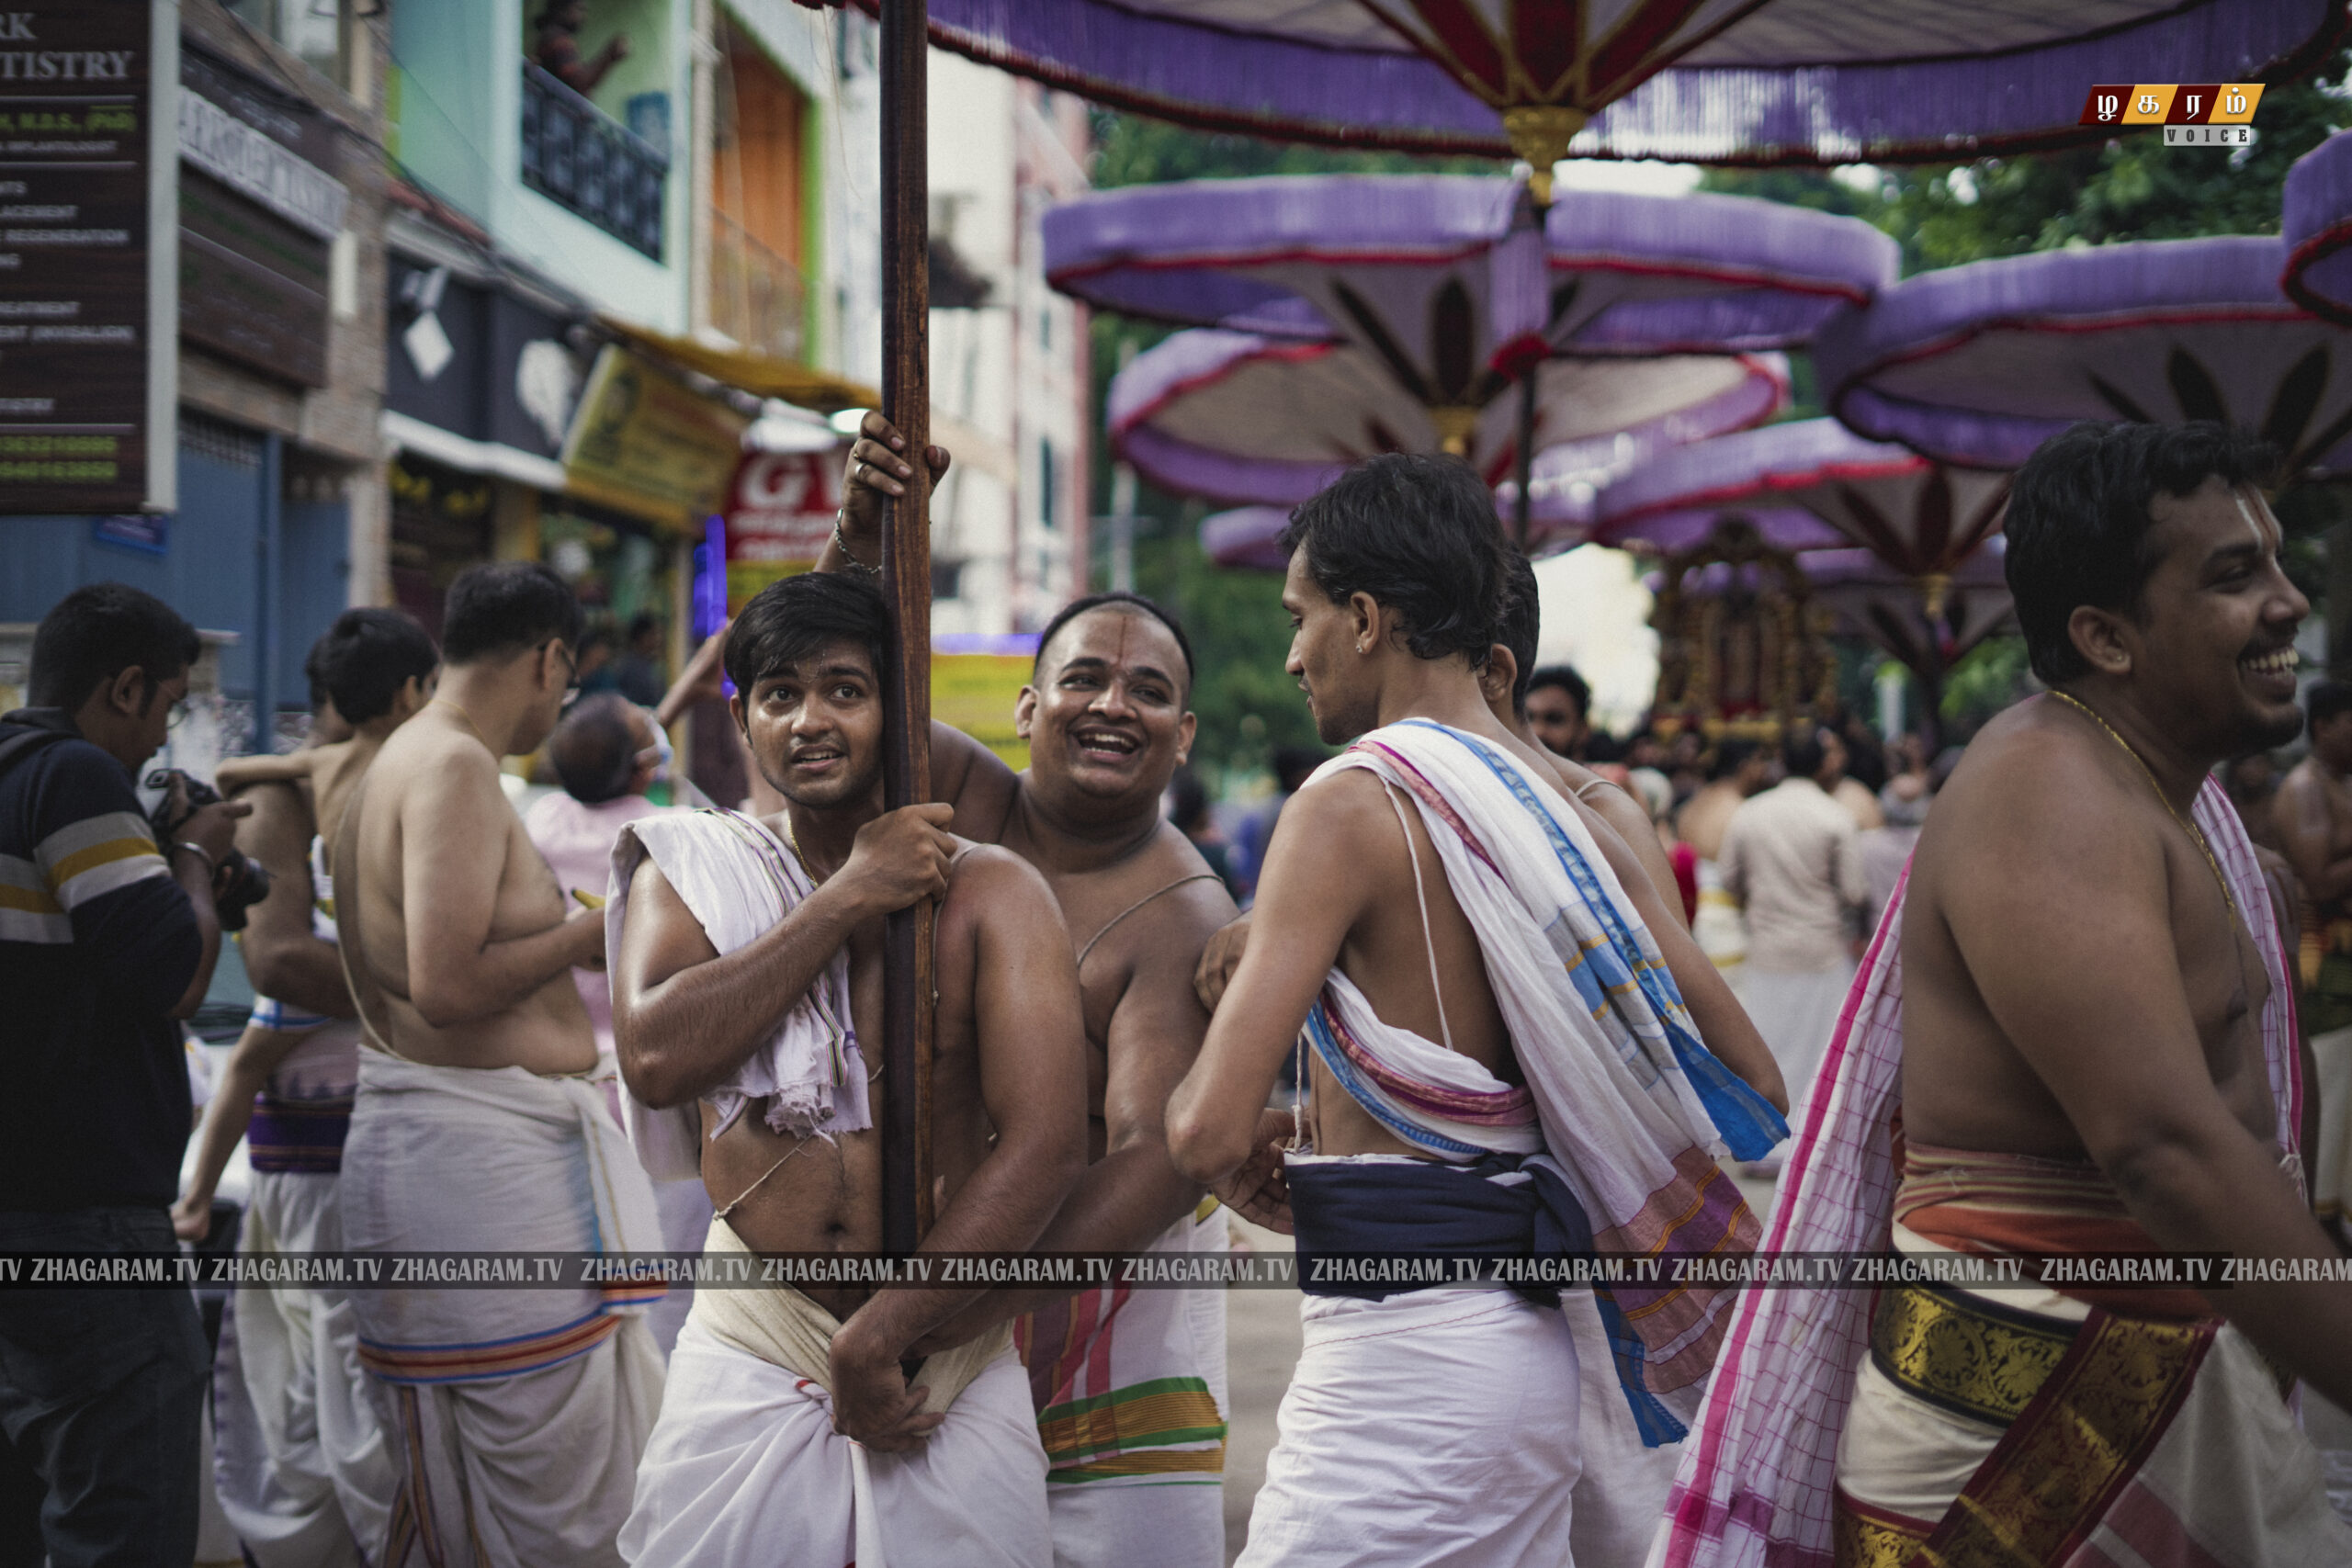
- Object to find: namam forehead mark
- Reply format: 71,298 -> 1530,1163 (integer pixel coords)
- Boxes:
1042,606 -> 1185,697
2232,485 -> 2282,553
2154,479 -> 2282,575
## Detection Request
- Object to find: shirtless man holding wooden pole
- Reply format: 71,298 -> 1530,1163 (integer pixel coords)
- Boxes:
832,415 -> 1244,1567
334,562 -> 665,1567
608,570 -> 1087,1565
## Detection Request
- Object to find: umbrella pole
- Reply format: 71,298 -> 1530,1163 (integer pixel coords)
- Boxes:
1512,367 -> 1537,552
878,0 -> 934,1255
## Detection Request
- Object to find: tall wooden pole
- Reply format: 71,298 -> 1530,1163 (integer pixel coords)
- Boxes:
878,0 -> 934,1255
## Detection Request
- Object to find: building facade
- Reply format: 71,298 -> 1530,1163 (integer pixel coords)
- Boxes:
1,0 -> 1091,757
0,0 -> 392,762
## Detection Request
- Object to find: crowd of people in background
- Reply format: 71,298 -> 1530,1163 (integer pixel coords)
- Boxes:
3,418 -> 2348,1568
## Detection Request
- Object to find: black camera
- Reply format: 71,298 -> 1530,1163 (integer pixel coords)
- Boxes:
146,769 -> 272,931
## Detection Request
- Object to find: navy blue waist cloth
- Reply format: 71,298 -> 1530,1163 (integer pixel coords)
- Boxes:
1289,1153 -> 1594,1306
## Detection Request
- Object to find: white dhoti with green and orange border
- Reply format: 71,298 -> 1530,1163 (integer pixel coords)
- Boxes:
1016,1201 -> 1231,1568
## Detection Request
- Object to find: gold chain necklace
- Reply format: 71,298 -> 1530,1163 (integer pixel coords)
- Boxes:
2048,691 -> 2239,923
429,696 -> 490,752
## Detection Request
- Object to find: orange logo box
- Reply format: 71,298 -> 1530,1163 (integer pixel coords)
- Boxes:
2079,84 -> 2263,126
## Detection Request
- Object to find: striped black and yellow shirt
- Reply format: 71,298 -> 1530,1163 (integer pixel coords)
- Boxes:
0,715 -> 199,1209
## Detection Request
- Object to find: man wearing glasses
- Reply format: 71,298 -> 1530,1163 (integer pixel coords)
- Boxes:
0,582 -> 250,1564
333,561 -> 665,1566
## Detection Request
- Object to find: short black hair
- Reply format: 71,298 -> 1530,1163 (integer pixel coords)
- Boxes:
1168,766 -> 1210,833
1272,744 -> 1326,794
548,693 -> 641,804
1782,726 -> 1827,781
441,562 -> 584,666
2308,680 -> 2352,730
1526,664 -> 1589,721
1498,553 -> 1540,717
1711,737 -> 1760,781
725,571 -> 888,694
28,582 -> 200,711
628,613 -> 660,644
2006,422 -> 2277,685
1279,453 -> 1506,667
1034,591 -> 1196,698
304,608 -> 438,725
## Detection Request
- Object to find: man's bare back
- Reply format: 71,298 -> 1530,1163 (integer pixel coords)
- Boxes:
337,706 -> 599,1076
2274,749 -> 2352,911
1904,699 -> 2277,1157
1679,779 -> 1745,863
221,738 -> 382,870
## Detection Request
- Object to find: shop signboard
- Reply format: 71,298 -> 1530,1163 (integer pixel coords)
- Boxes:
719,446 -> 836,612
933,633 -> 1038,770
176,42 -> 346,387
0,1 -> 177,513
562,344 -> 748,533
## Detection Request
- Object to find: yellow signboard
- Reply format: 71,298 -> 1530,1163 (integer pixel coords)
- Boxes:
562,344 -> 749,534
933,637 -> 1038,770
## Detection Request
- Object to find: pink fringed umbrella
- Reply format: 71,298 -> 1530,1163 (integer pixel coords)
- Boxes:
1590,418 -> 2011,604
1806,545 -> 2015,708
2282,129 -> 2352,325
1815,236 -> 2352,478
1114,329 -> 1785,552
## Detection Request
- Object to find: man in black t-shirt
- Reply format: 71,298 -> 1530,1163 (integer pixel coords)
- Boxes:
0,582 -> 248,1567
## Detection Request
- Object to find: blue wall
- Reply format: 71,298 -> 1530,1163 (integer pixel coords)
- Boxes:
0,430 -> 348,739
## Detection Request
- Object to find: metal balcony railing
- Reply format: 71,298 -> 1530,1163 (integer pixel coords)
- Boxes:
709,210 -> 807,361
520,62 -> 667,260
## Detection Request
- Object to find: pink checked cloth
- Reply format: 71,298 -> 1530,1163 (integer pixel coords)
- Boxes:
1647,776 -> 2302,1568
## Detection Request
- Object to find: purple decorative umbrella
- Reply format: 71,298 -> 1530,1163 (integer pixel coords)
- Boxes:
1044,175 -> 1895,366
1112,328 -> 1785,547
1816,236 -> 2352,477
1061,175 -> 1866,547
1583,503 -> 1848,558
2283,130 -> 2352,326
1200,506 -> 1295,571
1201,479 -> 1599,570
869,2 -> 2342,181
1590,418 -> 2011,597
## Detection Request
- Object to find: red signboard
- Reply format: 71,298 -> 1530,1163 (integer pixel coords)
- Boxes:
721,446 -> 841,613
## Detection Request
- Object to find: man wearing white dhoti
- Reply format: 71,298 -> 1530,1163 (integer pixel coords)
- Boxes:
1167,455 -> 1789,1568
609,570 -> 1088,1567
1718,727 -> 1866,1133
336,564 -> 663,1566
835,420 -> 1246,1568
1653,422 -> 2352,1568
174,609 -> 435,1566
